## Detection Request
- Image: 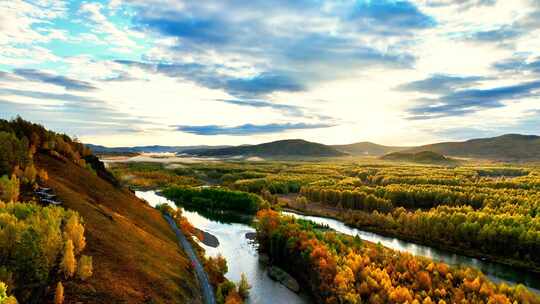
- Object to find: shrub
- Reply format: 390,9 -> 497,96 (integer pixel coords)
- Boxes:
77,255 -> 93,281
54,282 -> 64,304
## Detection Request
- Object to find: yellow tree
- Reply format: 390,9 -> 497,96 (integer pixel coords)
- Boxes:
77,255 -> 93,281
54,282 -> 64,304
64,215 -> 86,254
61,240 -> 76,278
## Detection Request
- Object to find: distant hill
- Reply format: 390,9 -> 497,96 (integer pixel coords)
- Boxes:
381,151 -> 451,163
86,143 -> 229,154
332,142 -> 410,156
405,134 -> 540,160
89,133 -> 540,160
187,139 -> 347,157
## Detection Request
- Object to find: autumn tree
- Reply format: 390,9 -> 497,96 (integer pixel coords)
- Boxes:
0,175 -> 19,202
54,282 -> 64,304
0,281 -> 17,304
22,165 -> 37,185
77,255 -> 93,281
61,240 -> 76,278
64,215 -> 86,254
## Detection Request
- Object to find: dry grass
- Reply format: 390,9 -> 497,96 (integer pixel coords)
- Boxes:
37,153 -> 202,304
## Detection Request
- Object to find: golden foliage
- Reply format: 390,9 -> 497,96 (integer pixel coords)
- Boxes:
54,282 -> 64,304
61,240 -> 76,278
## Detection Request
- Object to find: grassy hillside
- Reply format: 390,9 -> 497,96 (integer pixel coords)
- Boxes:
188,139 -> 346,157
406,134 -> 540,160
332,141 -> 409,156
381,151 -> 451,163
36,153 -> 202,304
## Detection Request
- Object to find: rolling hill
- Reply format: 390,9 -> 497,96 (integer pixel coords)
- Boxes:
381,151 -> 452,163
89,134 -> 540,161
332,142 -> 410,156
186,139 -> 347,157
405,134 -> 540,160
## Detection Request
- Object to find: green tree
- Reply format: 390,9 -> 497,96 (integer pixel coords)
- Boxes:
0,175 -> 19,202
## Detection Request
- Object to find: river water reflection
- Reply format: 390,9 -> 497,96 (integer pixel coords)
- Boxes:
135,190 -> 539,300
135,190 -> 311,304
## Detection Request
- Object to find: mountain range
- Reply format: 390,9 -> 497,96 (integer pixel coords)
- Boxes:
89,134 -> 540,161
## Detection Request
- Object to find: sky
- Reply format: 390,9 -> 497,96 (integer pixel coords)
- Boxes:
1,0 -> 539,147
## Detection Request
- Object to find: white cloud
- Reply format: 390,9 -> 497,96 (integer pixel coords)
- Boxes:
79,2 -> 137,48
1,0 -> 540,146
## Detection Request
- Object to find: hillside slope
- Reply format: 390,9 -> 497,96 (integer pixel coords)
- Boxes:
36,153 -> 202,304
332,142 -> 409,156
187,139 -> 346,157
381,151 -> 452,163
406,134 -> 540,160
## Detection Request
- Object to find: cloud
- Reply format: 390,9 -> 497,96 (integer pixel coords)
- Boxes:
116,60 -> 305,97
408,80 -> 540,119
493,56 -> 540,75
0,88 -> 101,104
124,0 -> 419,96
398,74 -> 486,93
469,27 -> 523,42
0,97 -> 145,136
12,69 -> 97,91
425,0 -> 496,9
79,2 -> 137,48
225,73 -> 305,96
351,0 -> 436,32
175,122 -> 335,136
462,26 -> 525,48
217,99 -> 304,116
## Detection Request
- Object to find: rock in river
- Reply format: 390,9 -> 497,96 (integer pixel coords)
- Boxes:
267,266 -> 300,293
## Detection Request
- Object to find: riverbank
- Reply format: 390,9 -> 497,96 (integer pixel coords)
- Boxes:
283,202 -> 540,283
164,214 -> 216,304
136,190 -> 311,304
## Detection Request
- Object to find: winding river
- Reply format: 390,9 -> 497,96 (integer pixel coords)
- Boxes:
135,190 -> 311,304
136,190 -> 540,303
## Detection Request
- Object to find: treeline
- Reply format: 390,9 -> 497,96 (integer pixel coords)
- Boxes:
0,117 -> 92,174
0,202 -> 92,303
300,184 -> 489,211
0,117 -> 95,202
342,205 -> 540,266
162,187 -> 263,214
256,209 -> 540,304
231,175 -> 318,194
300,186 -> 393,213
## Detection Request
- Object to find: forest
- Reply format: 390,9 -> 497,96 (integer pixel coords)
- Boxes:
256,209 -> 540,304
162,186 -> 263,214
0,118 -> 95,303
110,159 -> 540,272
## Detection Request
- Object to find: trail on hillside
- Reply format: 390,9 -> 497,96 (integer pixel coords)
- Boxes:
164,215 -> 216,304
